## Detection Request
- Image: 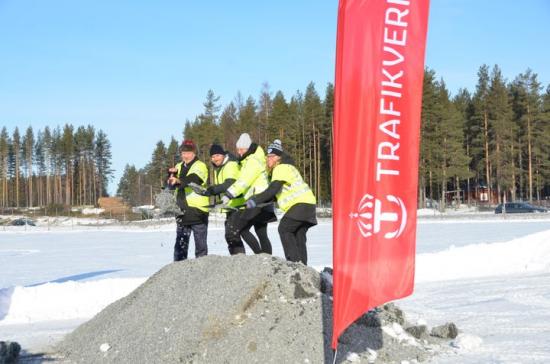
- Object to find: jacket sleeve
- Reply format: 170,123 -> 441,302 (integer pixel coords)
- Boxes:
250,181 -> 283,204
226,158 -> 261,198
209,178 -> 235,195
179,173 -> 204,188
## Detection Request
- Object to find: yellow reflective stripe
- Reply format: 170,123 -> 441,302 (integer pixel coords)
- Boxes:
277,181 -> 311,209
228,179 -> 249,197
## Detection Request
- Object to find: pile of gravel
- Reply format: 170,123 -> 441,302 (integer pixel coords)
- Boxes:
54,255 -> 456,363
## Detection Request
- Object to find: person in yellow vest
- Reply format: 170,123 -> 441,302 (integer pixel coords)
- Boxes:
245,139 -> 317,265
223,133 -> 276,255
167,140 -> 209,261
193,143 -> 246,252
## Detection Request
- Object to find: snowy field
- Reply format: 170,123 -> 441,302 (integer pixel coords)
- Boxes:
2,213 -> 550,362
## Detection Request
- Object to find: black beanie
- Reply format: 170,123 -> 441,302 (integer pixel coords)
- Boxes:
209,144 -> 225,156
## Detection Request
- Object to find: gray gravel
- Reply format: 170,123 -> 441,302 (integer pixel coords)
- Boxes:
51,255 -> 451,363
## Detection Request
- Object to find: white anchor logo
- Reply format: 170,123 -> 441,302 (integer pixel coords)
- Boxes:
350,193 -> 407,239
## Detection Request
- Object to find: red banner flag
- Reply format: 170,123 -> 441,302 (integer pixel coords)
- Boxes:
332,0 -> 430,349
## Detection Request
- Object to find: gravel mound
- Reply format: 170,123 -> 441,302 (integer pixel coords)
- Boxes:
55,255 -> 452,363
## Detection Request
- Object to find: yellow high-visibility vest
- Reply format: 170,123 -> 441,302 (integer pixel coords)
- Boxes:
176,160 -> 209,212
227,146 -> 269,200
271,163 -> 316,212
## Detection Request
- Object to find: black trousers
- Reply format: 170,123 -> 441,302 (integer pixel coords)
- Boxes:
224,211 -> 245,255
225,207 -> 274,255
241,220 -> 272,254
278,215 -> 314,265
174,219 -> 208,261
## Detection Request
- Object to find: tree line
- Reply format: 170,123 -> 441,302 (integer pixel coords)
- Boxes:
0,125 -> 113,209
117,82 -> 334,206
120,65 -> 550,208
421,65 -> 550,207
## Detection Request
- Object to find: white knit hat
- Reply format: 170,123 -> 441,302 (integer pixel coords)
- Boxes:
236,133 -> 252,149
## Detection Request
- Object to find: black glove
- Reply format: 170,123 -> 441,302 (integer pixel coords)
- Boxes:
204,186 -> 216,196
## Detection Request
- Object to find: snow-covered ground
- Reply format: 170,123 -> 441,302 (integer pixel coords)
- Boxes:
1,213 -> 550,362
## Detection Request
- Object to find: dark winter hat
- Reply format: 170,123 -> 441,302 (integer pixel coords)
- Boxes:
179,139 -> 197,152
209,144 -> 225,156
267,139 -> 283,156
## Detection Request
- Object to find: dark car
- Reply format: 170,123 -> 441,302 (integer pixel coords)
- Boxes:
10,218 -> 36,226
495,202 -> 548,214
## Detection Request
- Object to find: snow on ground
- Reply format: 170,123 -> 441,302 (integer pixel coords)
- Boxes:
415,229 -> 550,282
81,208 -> 105,215
1,278 -> 145,324
1,214 -> 550,362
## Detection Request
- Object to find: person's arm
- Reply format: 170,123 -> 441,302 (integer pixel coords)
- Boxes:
207,178 -> 236,196
226,158 -> 261,198
249,181 -> 284,204
179,173 -> 204,188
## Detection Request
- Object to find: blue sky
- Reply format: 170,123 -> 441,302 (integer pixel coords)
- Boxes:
1,0 -> 549,194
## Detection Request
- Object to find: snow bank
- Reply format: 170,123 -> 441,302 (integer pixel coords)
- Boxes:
416,229 -> 550,282
81,208 -> 105,215
2,229 -> 549,330
0,278 -> 144,324
417,208 -> 443,216
34,216 -> 115,226
417,205 -> 482,216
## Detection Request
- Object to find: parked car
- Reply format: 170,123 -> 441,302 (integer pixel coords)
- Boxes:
10,218 -> 36,226
495,202 -> 548,214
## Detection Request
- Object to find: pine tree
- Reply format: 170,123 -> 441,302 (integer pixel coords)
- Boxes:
35,130 -> 47,207
303,82 -> 323,199
219,102 -> 239,151
321,83 -> 334,203
195,90 -> 222,157
438,82 -> 471,207
0,127 -> 9,207
74,126 -> 86,205
148,141 -> 167,189
238,96 -> 258,141
117,164 -> 140,205
536,85 -> 550,198
23,126 -> 35,207
453,88 -> 474,204
166,137 -> 180,168
41,127 -> 53,206
268,91 -> 290,141
288,91 -> 304,174
471,65 -> 492,202
487,65 -> 515,203
419,69 -> 439,206
510,69 -> 547,201
257,82 -> 273,147
95,130 -> 113,198
12,127 -> 21,207
50,126 -> 63,204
